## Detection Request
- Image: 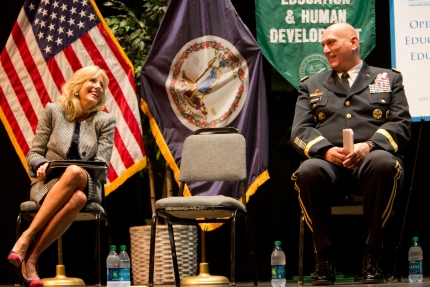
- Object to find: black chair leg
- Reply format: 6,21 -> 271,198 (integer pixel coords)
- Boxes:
95,213 -> 101,287
15,213 -> 22,286
167,221 -> 181,287
230,211 -> 237,286
390,211 -> 403,282
244,214 -> 259,286
298,210 -> 305,286
149,212 -> 158,287
104,215 -> 112,247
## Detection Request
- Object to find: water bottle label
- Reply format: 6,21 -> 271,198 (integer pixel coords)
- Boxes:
409,260 -> 423,275
119,268 -> 130,281
271,265 -> 286,279
107,268 -> 120,281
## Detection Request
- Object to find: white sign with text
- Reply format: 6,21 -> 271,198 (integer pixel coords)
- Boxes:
390,0 -> 430,121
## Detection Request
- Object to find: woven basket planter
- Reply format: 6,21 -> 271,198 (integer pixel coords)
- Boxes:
129,225 -> 198,285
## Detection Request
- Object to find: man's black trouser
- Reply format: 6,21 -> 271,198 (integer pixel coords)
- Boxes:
292,150 -> 404,253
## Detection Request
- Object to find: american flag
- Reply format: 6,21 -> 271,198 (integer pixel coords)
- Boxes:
0,0 -> 146,195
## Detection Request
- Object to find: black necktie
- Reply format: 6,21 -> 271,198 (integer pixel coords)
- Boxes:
341,72 -> 350,91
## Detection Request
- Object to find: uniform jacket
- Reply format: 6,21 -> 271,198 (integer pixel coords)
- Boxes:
26,102 -> 116,204
291,61 -> 411,159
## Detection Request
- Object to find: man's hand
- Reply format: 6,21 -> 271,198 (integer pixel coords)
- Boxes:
323,147 -> 348,166
342,142 -> 371,169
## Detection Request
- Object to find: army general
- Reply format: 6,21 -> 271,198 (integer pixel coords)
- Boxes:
290,23 -> 411,285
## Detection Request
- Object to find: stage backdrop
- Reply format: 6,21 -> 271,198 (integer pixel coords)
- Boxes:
390,0 -> 430,122
256,0 -> 376,90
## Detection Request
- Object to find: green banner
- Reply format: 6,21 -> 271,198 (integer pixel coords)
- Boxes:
256,0 -> 375,90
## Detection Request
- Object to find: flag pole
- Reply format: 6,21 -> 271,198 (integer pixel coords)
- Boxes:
41,236 -> 85,286
180,230 -> 230,285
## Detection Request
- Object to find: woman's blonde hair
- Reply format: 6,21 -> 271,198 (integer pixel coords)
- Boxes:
58,65 -> 109,121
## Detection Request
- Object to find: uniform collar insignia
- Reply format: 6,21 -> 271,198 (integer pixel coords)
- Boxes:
310,89 -> 323,97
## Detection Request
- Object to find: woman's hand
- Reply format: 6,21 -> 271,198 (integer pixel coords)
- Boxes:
36,162 -> 49,181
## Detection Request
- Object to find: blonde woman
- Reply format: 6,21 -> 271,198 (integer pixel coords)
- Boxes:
7,65 -> 116,287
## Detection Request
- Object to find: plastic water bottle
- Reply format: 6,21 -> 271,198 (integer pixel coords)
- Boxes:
119,245 -> 131,287
271,241 -> 286,287
107,245 -> 120,287
409,237 -> 423,283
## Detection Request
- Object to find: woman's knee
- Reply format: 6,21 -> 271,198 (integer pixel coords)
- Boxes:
69,190 -> 87,210
62,165 -> 87,187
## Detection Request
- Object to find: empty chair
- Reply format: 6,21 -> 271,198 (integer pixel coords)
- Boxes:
148,127 -> 259,287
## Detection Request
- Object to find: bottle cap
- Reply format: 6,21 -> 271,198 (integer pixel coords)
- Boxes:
110,245 -> 116,250
413,237 -> 419,242
274,241 -> 281,246
120,245 -> 126,250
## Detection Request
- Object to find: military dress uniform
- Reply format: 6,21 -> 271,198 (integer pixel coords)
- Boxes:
290,61 -> 411,254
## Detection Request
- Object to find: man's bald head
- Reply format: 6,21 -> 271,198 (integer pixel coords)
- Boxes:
321,23 -> 361,73
325,23 -> 358,38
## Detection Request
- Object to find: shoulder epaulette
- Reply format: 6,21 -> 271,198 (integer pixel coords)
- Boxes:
391,68 -> 401,73
300,76 -> 309,82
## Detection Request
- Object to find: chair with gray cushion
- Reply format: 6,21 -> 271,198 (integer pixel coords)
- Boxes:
148,127 -> 258,287
15,182 -> 111,286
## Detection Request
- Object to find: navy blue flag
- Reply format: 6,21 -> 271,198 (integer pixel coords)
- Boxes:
141,0 -> 269,228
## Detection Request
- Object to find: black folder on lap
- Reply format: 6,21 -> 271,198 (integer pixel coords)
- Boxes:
45,160 -> 107,181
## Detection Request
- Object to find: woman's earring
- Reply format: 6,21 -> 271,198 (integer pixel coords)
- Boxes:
74,92 -> 78,97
